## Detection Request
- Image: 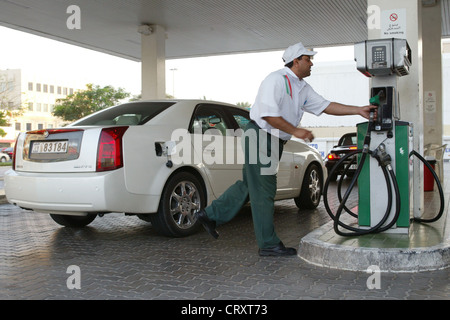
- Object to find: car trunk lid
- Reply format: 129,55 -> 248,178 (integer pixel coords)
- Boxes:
14,127 -> 121,173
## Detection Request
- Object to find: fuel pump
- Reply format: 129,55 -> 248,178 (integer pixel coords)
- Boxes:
323,38 -> 444,236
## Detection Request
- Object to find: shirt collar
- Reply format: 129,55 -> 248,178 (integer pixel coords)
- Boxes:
284,67 -> 302,82
284,67 -> 304,86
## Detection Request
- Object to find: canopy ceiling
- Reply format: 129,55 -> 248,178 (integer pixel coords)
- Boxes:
0,0 -> 449,61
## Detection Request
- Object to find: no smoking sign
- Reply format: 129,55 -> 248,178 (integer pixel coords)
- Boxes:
382,9 -> 406,38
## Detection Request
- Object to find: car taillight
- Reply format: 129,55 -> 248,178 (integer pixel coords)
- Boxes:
96,127 -> 128,172
327,153 -> 340,160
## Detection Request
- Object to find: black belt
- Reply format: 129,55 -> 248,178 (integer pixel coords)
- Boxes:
249,120 -> 288,145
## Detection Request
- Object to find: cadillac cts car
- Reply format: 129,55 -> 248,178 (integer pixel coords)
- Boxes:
5,100 -> 326,237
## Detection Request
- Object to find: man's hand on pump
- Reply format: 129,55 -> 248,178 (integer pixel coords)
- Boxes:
360,105 -> 379,120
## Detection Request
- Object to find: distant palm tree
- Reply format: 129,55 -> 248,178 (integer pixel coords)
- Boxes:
236,102 -> 252,110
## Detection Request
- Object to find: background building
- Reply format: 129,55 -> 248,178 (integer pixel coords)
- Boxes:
0,69 -> 83,147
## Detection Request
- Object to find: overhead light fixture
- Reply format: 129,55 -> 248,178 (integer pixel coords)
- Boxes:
138,24 -> 153,36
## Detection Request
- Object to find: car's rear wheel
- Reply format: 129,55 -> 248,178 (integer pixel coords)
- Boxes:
150,171 -> 205,237
50,214 -> 97,228
294,163 -> 323,210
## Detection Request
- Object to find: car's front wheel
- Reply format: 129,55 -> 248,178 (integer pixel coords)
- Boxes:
294,163 -> 323,210
150,171 -> 205,237
50,214 -> 97,228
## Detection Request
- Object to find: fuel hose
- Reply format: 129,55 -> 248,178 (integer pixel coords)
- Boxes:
323,116 -> 445,236
323,146 -> 401,236
409,150 -> 445,223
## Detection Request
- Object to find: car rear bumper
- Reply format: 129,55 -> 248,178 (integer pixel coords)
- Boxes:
4,169 -> 160,214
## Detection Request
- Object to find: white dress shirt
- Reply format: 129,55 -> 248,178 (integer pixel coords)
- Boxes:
250,67 -> 331,141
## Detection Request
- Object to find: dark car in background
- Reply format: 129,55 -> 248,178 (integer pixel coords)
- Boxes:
325,132 -> 358,181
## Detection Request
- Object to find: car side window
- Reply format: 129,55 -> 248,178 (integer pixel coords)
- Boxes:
339,134 -> 357,146
224,107 -> 250,137
190,104 -> 232,136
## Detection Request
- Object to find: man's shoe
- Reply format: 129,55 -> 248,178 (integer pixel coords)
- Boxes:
258,242 -> 297,257
195,209 -> 219,239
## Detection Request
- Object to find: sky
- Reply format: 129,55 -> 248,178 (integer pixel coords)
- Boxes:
0,26 -> 356,105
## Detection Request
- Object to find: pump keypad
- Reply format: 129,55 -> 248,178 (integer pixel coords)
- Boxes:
373,46 -> 386,62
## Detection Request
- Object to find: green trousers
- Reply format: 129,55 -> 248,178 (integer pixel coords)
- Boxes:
204,121 -> 284,249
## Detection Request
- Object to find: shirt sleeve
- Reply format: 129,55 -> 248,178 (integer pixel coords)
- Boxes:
302,83 -> 331,116
255,74 -> 285,118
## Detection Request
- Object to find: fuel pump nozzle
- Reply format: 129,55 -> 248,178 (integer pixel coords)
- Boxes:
370,90 -> 386,129
369,90 -> 385,107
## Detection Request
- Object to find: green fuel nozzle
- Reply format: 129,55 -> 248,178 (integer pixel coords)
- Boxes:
370,90 -> 385,106
370,95 -> 380,106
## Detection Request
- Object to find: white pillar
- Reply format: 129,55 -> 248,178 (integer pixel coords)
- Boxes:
141,25 -> 166,100
368,0 -> 425,218
422,1 -> 443,148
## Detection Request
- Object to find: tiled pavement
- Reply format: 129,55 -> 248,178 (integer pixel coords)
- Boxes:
0,164 -> 448,300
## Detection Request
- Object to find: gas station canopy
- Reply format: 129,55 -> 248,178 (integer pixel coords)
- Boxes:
0,0 -> 449,61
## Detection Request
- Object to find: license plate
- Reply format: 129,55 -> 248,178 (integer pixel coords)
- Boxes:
31,141 -> 68,154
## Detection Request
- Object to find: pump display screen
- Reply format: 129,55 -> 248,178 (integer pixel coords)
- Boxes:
372,45 -> 387,68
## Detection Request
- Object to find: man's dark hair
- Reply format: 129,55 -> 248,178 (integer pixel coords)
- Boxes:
284,55 -> 303,68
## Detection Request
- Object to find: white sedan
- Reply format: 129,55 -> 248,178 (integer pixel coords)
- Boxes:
5,100 -> 326,237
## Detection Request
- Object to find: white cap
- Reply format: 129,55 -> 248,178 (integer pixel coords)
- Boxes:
282,42 -> 317,64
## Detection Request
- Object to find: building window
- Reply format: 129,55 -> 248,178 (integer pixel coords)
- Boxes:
38,123 -> 44,130
15,123 -> 21,131
63,87 -> 68,95
43,104 -> 48,112
50,85 -> 54,94
49,104 -> 54,113
36,83 -> 41,92
28,82 -> 33,91
36,103 -> 41,112
43,84 -> 48,93
28,102 -> 33,111
57,86 -> 62,95
70,88 -> 74,95
26,123 -> 32,131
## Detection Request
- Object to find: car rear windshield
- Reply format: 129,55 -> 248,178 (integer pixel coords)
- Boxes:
71,102 -> 176,126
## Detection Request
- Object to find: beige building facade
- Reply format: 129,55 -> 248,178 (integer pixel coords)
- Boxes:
0,69 -> 82,147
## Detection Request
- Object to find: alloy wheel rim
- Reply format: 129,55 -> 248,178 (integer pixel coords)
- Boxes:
309,169 -> 321,204
169,181 -> 200,229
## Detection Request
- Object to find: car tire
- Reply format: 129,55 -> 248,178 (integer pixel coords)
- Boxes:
0,157 -> 6,163
294,163 -> 323,210
50,214 -> 97,228
150,171 -> 205,237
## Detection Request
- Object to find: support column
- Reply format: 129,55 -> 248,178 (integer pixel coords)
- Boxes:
422,1 -> 443,149
368,0 -> 425,218
141,24 -> 166,100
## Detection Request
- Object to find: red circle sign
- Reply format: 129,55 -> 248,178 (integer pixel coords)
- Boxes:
390,13 -> 398,22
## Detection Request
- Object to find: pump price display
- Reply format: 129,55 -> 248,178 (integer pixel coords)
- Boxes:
31,140 -> 68,154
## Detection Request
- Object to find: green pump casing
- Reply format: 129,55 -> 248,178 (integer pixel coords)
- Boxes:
357,121 -> 414,234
